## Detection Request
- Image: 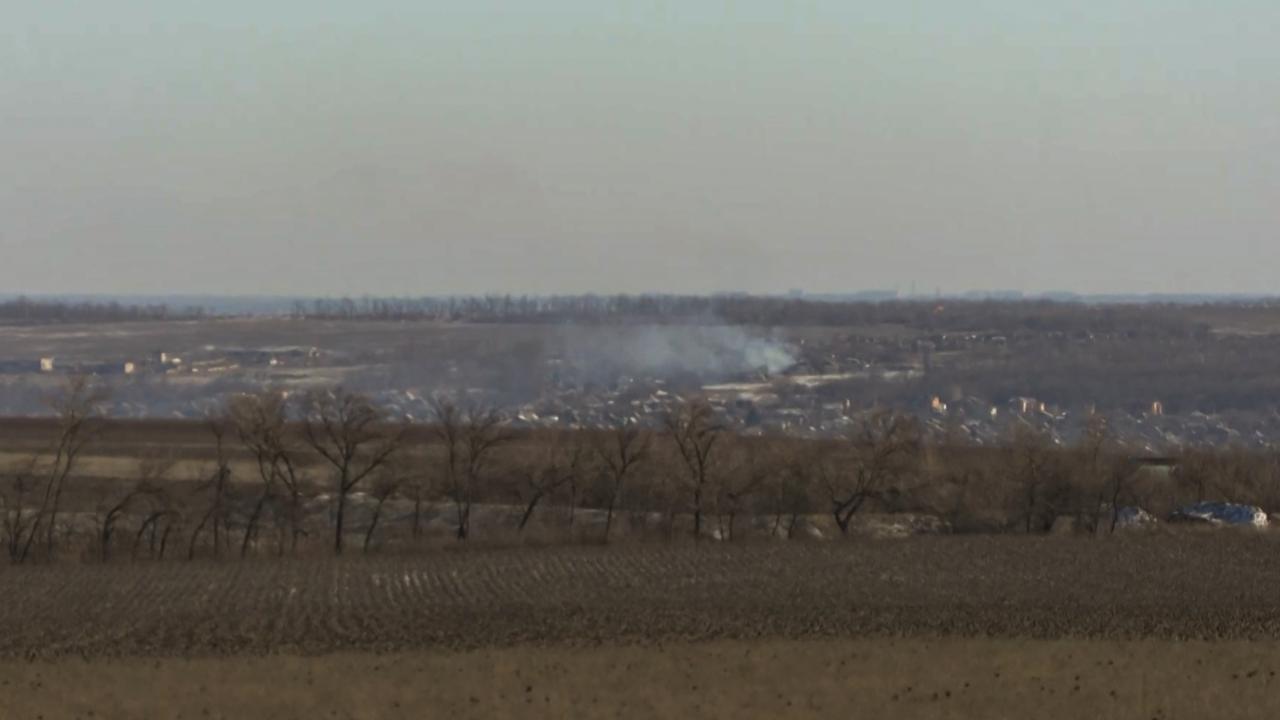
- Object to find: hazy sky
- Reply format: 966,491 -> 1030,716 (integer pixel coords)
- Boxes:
3,2 -> 1278,296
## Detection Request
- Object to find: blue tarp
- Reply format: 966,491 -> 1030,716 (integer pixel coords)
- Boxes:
1170,502 -> 1268,528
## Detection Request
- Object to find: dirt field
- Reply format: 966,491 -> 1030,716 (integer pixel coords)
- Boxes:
4,536 -> 1280,718
3,535 -> 1280,658
4,639 -> 1280,719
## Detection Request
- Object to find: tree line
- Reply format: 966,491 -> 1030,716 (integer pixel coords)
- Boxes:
292,294 -> 1266,337
3,379 -> 1279,564
0,297 -> 206,324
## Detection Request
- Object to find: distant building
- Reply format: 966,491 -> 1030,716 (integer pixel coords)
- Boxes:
39,357 -> 54,373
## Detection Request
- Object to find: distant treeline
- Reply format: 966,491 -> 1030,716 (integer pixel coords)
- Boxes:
0,297 -> 204,324
293,294 -> 1274,337
10,293 -> 1280,342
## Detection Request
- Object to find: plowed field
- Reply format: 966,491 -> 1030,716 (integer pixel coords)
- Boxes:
2,535 -> 1279,659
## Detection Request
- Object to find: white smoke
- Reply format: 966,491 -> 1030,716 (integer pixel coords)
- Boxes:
556,324 -> 796,380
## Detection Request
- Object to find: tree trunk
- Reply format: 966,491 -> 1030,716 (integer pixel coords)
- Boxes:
363,498 -> 386,553
188,512 -> 209,561
45,488 -> 62,559
834,512 -> 851,536
567,481 -> 578,527
457,503 -> 470,540
603,498 -> 617,543
290,488 -> 301,553
212,507 -> 220,558
158,522 -> 173,560
412,491 -> 423,539
334,487 -> 348,555
1108,481 -> 1124,534
518,492 -> 543,533
241,493 -> 270,558
693,486 -> 703,540
100,519 -> 116,562
832,498 -> 855,536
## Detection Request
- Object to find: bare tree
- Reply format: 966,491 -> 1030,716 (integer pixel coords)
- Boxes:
9,376 -> 107,563
99,484 -> 149,562
1103,458 -> 1143,534
430,397 -> 509,541
1004,423 -> 1063,534
1076,414 -> 1114,534
406,462 -> 432,541
1073,415 -> 1142,534
2,457 -> 39,562
431,398 -> 465,538
665,399 -> 725,540
518,431 -> 585,534
230,392 -> 306,555
594,423 -> 651,542
823,411 -> 921,536
302,388 -> 402,555
188,416 -> 234,560
766,449 -> 820,540
132,455 -> 180,560
1175,449 -> 1221,505
363,465 -> 407,553
712,438 -> 776,541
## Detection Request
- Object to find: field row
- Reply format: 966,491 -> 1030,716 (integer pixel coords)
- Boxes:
2,535 -> 1280,658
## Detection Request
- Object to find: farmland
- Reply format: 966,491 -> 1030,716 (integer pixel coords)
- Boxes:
6,639 -> 1280,719
3,536 -> 1280,659
3,537 -> 1280,718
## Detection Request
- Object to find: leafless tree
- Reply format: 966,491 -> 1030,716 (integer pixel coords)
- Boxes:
406,462 -> 432,540
665,399 -> 725,540
8,376 -> 107,563
230,392 -> 306,555
302,388 -> 402,555
363,464 -> 408,553
1075,414 -> 1114,534
765,450 -> 820,539
2,457 -> 39,562
1072,415 -> 1142,534
1004,423 -> 1063,534
594,423 -> 651,542
133,455 -> 180,560
712,439 -> 776,541
1102,458 -> 1144,534
99,484 -> 150,562
90,454 -> 174,562
188,416 -> 234,560
518,431 -> 585,534
823,411 -> 922,536
430,396 -> 509,541
431,398 -> 465,538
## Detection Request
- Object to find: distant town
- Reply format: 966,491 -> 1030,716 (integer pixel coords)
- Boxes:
4,295 -> 1280,453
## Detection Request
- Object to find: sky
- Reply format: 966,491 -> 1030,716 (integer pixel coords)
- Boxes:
3,2 -> 1279,297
